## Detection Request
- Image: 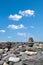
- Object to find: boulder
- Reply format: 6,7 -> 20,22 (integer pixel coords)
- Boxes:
9,57 -> 20,62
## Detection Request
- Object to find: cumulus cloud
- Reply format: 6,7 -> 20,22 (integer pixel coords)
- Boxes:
0,30 -> 5,33
7,24 -> 25,30
8,9 -> 35,21
19,10 -> 34,16
17,32 -> 26,36
9,14 -> 22,21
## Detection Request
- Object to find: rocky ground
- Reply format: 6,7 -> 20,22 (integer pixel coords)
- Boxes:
0,42 -> 43,65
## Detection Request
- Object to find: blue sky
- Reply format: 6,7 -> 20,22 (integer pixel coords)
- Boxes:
0,0 -> 43,42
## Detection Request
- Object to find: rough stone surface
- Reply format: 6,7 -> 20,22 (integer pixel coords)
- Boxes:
0,42 -> 43,65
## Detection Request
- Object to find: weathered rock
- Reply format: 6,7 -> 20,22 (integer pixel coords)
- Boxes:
0,61 -> 4,65
3,62 -> 8,65
0,49 -> 4,54
8,57 -> 20,62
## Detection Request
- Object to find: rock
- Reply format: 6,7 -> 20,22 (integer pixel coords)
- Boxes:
3,62 -> 8,65
0,49 -> 4,54
8,57 -> 20,62
0,61 -> 4,65
8,61 -> 14,65
4,48 -> 8,52
0,55 -> 2,60
2,54 -> 16,61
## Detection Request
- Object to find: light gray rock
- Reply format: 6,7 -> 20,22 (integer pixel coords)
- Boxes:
3,62 -> 8,65
0,61 -> 4,65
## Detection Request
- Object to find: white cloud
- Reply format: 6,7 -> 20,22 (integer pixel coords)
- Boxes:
0,40 -> 6,42
8,36 -> 12,38
30,26 -> 35,29
19,10 -> 34,16
0,30 -> 5,33
7,24 -> 25,30
17,32 -> 26,36
9,14 -> 22,21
